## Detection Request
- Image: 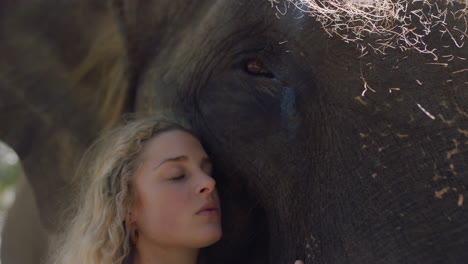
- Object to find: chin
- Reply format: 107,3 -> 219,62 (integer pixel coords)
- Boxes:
195,228 -> 223,248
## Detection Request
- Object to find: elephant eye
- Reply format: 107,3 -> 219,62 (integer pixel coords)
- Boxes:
245,59 -> 275,78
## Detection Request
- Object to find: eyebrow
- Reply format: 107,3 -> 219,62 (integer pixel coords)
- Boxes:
153,155 -> 211,170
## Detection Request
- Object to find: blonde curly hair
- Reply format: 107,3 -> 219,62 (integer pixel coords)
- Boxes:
48,116 -> 194,264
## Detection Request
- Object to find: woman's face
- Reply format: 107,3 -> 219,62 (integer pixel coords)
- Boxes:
130,130 -> 222,249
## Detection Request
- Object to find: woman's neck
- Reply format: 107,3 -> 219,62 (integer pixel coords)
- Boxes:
133,240 -> 199,264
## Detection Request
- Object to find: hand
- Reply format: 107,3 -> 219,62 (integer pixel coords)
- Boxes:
294,261 -> 304,264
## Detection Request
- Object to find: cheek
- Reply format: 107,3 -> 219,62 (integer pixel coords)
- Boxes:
137,187 -> 192,236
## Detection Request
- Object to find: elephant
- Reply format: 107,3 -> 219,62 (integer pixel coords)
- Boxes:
0,0 -> 467,263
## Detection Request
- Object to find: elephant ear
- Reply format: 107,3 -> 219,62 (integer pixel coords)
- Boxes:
0,0 -> 130,231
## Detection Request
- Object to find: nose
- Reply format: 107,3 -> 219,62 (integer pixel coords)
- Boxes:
196,171 -> 216,195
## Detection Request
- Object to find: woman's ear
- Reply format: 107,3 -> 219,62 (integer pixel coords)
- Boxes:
127,195 -> 138,224
126,210 -> 139,245
126,211 -> 136,225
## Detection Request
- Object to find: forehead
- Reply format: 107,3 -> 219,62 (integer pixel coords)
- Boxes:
140,130 -> 206,161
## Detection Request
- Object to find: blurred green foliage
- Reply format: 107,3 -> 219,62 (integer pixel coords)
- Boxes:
0,162 -> 20,192
0,142 -> 20,193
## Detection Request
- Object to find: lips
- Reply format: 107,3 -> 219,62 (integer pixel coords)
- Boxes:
196,202 -> 219,216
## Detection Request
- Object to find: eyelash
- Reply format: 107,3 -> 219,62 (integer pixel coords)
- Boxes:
168,163 -> 212,181
171,174 -> 185,181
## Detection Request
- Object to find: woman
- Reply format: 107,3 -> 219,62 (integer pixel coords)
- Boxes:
49,116 -> 304,264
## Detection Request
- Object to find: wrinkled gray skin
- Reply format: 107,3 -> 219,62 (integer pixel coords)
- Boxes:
0,0 -> 467,263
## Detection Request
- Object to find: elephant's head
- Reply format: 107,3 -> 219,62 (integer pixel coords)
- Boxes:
129,0 -> 468,262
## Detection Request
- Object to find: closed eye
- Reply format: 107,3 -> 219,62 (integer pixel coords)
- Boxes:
171,174 -> 186,181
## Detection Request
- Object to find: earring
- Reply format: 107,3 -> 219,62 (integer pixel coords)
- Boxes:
130,226 -> 139,245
